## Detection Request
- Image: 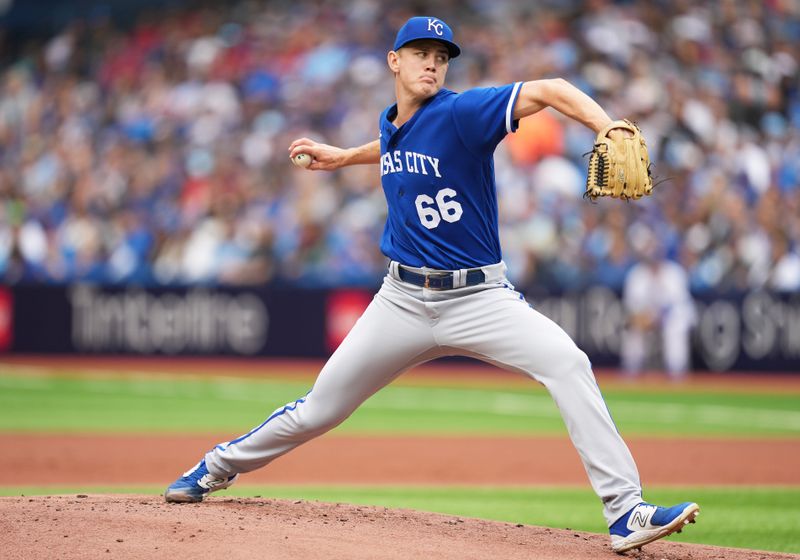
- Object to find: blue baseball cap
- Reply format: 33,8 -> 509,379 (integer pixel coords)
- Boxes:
393,16 -> 461,59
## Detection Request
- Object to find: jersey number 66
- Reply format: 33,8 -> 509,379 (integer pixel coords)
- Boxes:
414,188 -> 464,230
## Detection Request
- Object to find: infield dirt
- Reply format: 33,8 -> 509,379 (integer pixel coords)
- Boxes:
2,433 -> 800,485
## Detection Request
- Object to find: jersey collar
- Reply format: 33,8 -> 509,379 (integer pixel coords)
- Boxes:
382,89 -> 451,145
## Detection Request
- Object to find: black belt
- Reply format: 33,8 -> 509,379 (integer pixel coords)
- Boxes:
397,265 -> 486,290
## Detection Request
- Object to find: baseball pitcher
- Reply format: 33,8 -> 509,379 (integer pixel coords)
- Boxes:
165,16 -> 697,553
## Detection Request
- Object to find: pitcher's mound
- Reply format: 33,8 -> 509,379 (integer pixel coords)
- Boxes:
1,495 -> 795,560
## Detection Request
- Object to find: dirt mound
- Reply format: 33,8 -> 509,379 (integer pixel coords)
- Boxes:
2,495 -> 796,560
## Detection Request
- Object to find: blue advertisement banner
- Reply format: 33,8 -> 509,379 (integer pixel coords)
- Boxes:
5,284 -> 800,372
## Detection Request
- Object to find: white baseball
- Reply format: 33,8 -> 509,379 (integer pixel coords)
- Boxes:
292,153 -> 312,168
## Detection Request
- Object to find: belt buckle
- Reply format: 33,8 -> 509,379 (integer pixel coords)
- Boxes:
424,271 -> 450,291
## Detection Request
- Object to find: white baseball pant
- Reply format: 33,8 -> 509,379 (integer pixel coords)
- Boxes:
204,262 -> 643,525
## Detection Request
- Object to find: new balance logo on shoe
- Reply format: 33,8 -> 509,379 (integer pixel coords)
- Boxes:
199,474 -> 231,489
629,505 -> 656,529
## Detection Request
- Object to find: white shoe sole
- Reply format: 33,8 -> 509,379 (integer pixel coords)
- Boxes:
611,503 -> 700,553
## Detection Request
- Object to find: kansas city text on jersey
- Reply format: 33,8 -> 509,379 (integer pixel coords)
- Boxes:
380,150 -> 442,178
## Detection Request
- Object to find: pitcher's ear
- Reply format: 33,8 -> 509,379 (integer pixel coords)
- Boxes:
387,50 -> 400,73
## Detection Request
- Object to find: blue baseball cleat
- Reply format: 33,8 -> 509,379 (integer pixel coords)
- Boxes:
610,501 -> 699,553
164,459 -> 239,503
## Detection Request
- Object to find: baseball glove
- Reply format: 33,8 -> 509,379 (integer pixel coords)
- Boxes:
585,119 -> 653,201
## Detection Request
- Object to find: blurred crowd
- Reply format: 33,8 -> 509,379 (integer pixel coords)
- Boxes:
1,0 -> 799,293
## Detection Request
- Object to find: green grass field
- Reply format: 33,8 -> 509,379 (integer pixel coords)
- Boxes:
1,365 -> 799,437
1,362 -> 799,553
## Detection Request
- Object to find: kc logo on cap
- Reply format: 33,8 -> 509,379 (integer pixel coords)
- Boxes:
427,18 -> 443,36
393,16 -> 461,58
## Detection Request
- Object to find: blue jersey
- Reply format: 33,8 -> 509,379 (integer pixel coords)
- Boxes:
378,82 -> 523,270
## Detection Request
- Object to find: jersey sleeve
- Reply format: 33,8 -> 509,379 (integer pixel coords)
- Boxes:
452,82 -> 523,156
